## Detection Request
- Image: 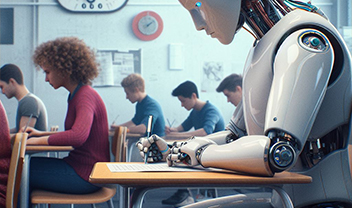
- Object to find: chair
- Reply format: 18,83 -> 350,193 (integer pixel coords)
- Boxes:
6,133 -> 28,208
111,126 -> 128,162
31,126 -> 128,208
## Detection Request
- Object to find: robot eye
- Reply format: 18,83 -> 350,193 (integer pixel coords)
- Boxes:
195,2 -> 202,7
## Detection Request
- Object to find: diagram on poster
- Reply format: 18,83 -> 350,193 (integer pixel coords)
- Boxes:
201,61 -> 224,92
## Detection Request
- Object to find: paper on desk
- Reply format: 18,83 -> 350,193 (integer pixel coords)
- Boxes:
107,163 -> 206,172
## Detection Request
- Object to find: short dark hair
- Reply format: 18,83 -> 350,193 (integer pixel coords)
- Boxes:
0,64 -> 24,85
172,81 -> 198,98
216,73 -> 242,93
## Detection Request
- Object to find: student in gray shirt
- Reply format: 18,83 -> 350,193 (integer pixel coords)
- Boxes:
0,64 -> 48,132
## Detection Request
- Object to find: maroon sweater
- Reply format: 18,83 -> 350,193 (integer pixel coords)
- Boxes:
0,101 -> 11,207
48,85 -> 110,181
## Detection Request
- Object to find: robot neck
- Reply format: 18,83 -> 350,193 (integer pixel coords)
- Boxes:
241,0 -> 292,39
240,0 -> 324,39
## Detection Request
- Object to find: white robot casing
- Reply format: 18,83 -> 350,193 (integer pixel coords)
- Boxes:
188,6 -> 352,207
139,1 -> 352,206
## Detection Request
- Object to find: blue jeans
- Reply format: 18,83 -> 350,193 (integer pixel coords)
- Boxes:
30,157 -> 100,194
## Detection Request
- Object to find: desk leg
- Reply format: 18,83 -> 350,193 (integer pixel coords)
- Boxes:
20,154 -> 30,208
130,187 -> 147,208
271,186 -> 294,208
119,186 -> 130,208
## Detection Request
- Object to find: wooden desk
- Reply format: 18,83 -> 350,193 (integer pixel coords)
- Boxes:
89,162 -> 312,208
26,145 -> 74,153
20,145 -> 73,208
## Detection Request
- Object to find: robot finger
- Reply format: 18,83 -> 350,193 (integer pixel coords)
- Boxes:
169,153 -> 181,162
170,146 -> 181,154
172,141 -> 185,148
136,142 -> 145,151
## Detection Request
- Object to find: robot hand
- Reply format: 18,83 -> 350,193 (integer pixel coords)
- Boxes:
167,136 -> 216,167
136,134 -> 170,162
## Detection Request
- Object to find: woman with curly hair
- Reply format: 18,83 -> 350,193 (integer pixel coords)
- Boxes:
25,37 -> 110,197
0,100 -> 11,207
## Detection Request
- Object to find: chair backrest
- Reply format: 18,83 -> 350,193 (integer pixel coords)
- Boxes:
111,126 -> 128,162
6,133 -> 28,208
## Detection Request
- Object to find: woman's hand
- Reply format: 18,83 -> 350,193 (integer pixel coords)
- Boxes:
26,136 -> 49,145
21,126 -> 44,137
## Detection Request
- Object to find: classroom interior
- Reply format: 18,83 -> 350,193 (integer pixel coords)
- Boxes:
1,0 -> 352,207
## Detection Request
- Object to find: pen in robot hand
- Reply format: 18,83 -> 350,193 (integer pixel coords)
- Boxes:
144,115 -> 153,164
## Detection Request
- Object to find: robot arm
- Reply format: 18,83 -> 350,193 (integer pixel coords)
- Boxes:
168,28 -> 334,176
136,103 -> 245,163
136,130 -> 234,163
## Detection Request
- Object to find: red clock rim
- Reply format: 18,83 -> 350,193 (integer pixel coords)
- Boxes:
132,11 -> 163,41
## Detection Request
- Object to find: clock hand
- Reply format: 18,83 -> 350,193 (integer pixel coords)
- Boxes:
146,21 -> 154,27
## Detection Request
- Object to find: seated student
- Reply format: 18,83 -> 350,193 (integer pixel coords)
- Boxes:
0,100 -> 11,207
162,81 -> 225,206
111,73 -> 165,136
216,73 -> 246,138
25,37 -> 110,198
0,64 -> 48,133
216,73 -> 242,108
165,80 -> 225,137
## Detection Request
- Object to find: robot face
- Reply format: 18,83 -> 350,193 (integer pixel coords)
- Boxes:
179,0 -> 242,45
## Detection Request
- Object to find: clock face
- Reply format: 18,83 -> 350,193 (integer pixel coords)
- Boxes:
137,16 -> 158,35
132,11 -> 163,41
58,0 -> 128,12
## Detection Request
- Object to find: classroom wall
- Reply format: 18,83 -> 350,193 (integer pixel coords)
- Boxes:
0,0 -> 351,132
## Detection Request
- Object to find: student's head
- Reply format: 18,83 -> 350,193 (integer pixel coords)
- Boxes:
172,81 -> 199,111
0,64 -> 24,99
32,37 -> 99,89
216,73 -> 242,107
178,0 -> 243,45
121,73 -> 145,103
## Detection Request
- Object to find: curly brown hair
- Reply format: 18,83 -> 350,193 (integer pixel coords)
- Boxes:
32,37 -> 99,85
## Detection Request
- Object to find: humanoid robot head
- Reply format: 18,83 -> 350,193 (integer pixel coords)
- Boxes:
179,0 -> 242,45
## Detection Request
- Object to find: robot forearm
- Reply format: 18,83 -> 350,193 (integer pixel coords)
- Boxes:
201,130 -> 235,145
199,135 -> 274,176
175,130 -> 297,176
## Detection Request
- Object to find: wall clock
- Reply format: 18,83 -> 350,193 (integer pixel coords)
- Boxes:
132,11 -> 163,41
57,0 -> 128,12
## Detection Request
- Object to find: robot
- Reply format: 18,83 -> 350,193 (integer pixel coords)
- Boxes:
137,0 -> 352,207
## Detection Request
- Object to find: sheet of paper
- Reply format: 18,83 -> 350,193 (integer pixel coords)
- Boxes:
107,163 -> 206,172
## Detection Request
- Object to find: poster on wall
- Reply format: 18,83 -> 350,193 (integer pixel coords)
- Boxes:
201,62 -> 224,93
93,49 -> 142,87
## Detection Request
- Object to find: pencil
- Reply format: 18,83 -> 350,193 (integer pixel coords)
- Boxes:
23,114 -> 33,133
145,115 -> 153,164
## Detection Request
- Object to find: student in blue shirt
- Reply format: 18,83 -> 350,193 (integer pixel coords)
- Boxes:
165,80 -> 225,137
162,80 -> 225,206
111,73 -> 165,136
